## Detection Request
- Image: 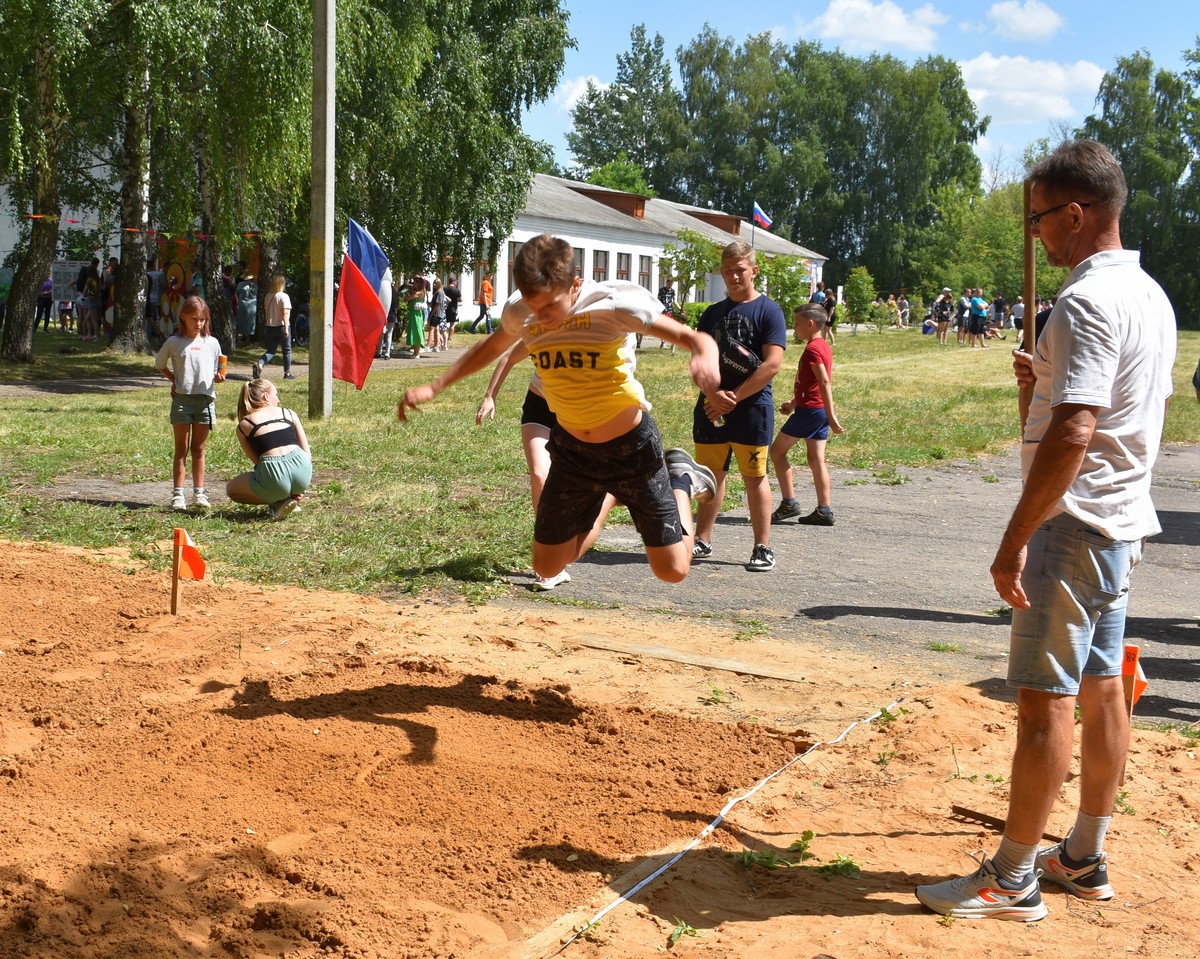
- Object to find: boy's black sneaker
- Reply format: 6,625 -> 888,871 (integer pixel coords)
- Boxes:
797,508 -> 835,526
771,501 -> 803,523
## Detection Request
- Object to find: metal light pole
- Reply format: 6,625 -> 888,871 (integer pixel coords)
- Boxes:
309,0 -> 335,419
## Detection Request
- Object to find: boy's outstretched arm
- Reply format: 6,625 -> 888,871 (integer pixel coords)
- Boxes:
398,327 -> 520,422
648,316 -> 720,395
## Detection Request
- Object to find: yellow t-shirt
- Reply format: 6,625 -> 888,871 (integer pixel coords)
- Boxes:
499,280 -> 661,432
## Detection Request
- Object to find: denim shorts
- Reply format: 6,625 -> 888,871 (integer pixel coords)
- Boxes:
780,406 -> 830,441
537,413 -> 681,548
1007,513 -> 1144,695
170,394 -> 216,426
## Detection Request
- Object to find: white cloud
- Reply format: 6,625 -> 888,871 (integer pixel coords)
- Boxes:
803,0 -> 949,54
552,76 -> 608,116
987,1 -> 1066,42
958,52 -> 1105,126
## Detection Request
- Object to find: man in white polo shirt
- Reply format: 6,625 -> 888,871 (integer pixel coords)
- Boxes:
917,140 -> 1177,922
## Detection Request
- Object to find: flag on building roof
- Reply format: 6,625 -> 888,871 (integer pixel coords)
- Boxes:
174,527 -> 205,580
752,201 -> 773,230
333,219 -> 392,390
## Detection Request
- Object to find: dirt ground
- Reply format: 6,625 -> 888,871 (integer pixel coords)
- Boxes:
2,540 -> 1199,959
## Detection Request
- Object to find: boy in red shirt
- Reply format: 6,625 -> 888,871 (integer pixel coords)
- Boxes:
769,304 -> 844,526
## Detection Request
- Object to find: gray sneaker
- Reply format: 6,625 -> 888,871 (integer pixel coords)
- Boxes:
1035,841 -> 1114,900
664,448 -> 717,504
251,361 -> 263,380
745,544 -> 775,572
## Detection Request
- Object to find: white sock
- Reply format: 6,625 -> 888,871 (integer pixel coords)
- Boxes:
993,835 -> 1038,884
1065,813 -> 1111,861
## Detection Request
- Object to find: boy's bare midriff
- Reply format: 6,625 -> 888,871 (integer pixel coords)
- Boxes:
563,405 -> 643,444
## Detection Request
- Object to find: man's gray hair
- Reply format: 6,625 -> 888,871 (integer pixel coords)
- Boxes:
1028,139 -> 1128,217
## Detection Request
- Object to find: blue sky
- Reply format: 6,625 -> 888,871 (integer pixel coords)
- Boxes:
522,0 -> 1197,183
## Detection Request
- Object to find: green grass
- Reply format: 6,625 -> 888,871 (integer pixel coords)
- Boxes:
2,328 -> 1197,599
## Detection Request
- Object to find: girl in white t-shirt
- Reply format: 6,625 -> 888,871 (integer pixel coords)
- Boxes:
155,296 -> 226,511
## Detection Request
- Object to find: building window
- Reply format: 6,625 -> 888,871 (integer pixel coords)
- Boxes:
638,255 -> 652,290
616,252 -> 631,281
593,250 -> 609,282
506,241 -> 524,300
573,247 -> 584,278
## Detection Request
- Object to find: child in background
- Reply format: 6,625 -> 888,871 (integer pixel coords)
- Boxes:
770,304 -> 844,526
226,379 -> 313,521
155,295 -> 225,511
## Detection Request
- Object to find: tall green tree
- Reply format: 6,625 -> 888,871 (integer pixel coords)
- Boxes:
586,153 -> 655,196
336,0 -> 572,275
0,1 -> 104,362
660,227 -> 720,307
1079,51 -> 1195,320
566,25 -> 684,196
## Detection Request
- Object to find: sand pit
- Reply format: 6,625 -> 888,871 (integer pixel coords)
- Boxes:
1,540 -> 1197,958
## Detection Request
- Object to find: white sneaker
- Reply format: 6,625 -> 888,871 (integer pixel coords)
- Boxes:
192,490 -> 211,510
915,852 -> 1047,921
269,497 -> 301,522
170,491 -> 187,511
532,569 -> 572,591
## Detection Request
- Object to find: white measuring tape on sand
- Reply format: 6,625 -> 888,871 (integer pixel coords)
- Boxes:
543,696 -> 906,958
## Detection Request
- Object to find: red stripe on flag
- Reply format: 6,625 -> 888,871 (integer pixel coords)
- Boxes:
333,254 -> 387,390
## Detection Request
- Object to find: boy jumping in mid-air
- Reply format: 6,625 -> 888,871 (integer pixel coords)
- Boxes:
398,232 -> 721,583
770,304 -> 844,526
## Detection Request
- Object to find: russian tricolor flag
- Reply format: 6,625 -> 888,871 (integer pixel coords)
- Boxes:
334,219 -> 392,390
752,201 -> 773,230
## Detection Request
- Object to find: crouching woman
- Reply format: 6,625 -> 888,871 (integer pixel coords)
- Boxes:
226,378 -> 312,521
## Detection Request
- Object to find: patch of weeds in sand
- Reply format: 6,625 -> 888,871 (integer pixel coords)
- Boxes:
1115,790 -> 1136,816
948,743 -> 977,782
732,617 -> 769,642
537,596 -> 622,611
811,853 -> 862,879
730,848 -> 797,870
926,641 -> 962,653
875,750 -> 897,768
668,918 -> 701,945
573,919 -> 602,943
788,830 -> 817,861
730,833 -> 861,879
875,705 -> 909,725
1139,720 -> 1200,749
701,685 -> 732,706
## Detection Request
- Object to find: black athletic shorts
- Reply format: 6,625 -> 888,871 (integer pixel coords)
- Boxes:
520,389 -> 558,431
535,413 -> 682,549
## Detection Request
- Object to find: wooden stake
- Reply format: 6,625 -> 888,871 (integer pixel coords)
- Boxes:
171,528 -> 182,615
1018,179 -> 1037,431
